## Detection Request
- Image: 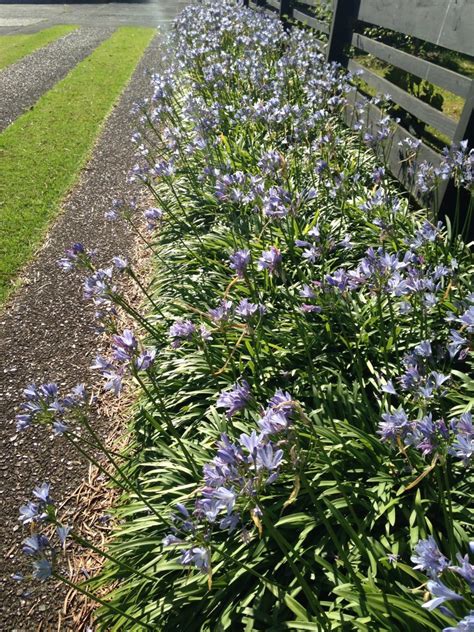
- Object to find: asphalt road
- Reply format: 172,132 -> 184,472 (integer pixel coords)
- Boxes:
0,0 -> 189,34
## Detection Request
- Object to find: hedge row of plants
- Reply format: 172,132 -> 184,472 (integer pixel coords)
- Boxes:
16,1 -> 473,629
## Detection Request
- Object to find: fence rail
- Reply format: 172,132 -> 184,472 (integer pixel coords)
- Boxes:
243,0 -> 474,235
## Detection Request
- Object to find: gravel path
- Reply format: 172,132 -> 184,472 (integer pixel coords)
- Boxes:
0,33 -> 162,630
0,27 -> 114,132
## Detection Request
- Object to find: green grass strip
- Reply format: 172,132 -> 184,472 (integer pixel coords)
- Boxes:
0,26 -> 155,303
0,25 -> 78,70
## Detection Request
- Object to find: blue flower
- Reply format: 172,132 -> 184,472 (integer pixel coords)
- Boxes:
219,513 -> 240,532
450,435 -> 473,466
32,559 -> 52,581
448,330 -> 468,359
235,299 -> 265,320
56,525 -> 71,547
57,243 -> 92,272
239,430 -> 263,457
459,306 -> 474,332
195,498 -> 222,523
83,267 -> 113,304
259,411 -> 290,435
411,537 -> 448,577
52,420 -> 68,436
378,408 -> 410,443
262,186 -> 292,219
135,348 -> 157,371
33,483 -> 51,504
450,554 -> 474,591
211,487 -> 236,514
414,340 -> 432,358
229,249 -> 251,278
22,534 -> 50,556
257,246 -> 282,274
422,580 -> 463,611
216,381 -> 251,417
443,612 -> 474,632
180,547 -> 210,572
16,414 -> 32,432
299,284 -> 315,299
112,329 -> 138,362
112,256 -> 128,271
256,444 -> 283,479
268,389 -> 294,415
144,207 -> 163,231
208,300 -> 233,323
175,503 -> 190,518
18,502 -> 40,525
449,412 -> 473,466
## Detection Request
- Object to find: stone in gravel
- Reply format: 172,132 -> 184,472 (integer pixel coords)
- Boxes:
0,26 -> 114,132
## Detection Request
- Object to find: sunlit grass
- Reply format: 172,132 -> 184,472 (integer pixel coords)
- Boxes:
0,25 -> 78,70
0,26 -> 155,303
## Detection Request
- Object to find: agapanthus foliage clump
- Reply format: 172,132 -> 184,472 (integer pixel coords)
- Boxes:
14,1 -> 473,630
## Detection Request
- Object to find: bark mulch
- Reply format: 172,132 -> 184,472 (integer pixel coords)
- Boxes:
0,34 -> 162,630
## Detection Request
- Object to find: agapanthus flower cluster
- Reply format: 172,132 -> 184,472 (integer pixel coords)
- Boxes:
163,390 -> 296,572
143,207 -> 163,231
168,319 -> 196,347
258,246 -> 282,274
214,171 -> 263,206
206,297 -> 266,326
229,249 -> 251,278
104,197 -> 142,222
58,245 -> 128,327
411,537 -> 473,629
416,141 -> 473,194
392,345 -> 450,400
208,300 -> 233,324
216,380 -> 252,418
17,483 -> 71,582
295,224 -> 326,264
378,405 -> 472,466
449,412 -> 473,466
258,150 -> 284,176
92,328 -> 157,394
262,186 -> 292,219
15,382 -> 87,435
57,243 -> 96,272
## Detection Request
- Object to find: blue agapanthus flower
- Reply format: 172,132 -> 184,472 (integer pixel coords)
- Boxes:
411,536 -> 449,578
216,380 -> 251,417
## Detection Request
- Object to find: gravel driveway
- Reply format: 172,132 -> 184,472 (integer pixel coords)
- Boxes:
0,33 -> 162,630
0,27 -> 113,131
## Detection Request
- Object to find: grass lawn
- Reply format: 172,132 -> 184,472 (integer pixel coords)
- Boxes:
353,53 -> 474,149
0,26 -> 155,303
0,25 -> 78,70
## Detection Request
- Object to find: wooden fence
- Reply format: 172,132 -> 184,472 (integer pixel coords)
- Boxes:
243,0 -> 474,235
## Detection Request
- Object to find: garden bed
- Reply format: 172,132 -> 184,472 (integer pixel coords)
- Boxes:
15,2 -> 473,630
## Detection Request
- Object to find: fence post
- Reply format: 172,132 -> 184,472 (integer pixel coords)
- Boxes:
280,0 -> 294,26
437,80 -> 474,241
326,0 -> 360,67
